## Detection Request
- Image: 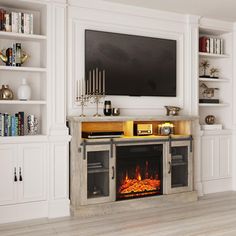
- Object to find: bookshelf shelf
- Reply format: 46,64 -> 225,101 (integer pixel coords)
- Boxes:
199,103 -> 229,107
0,31 -> 46,41
199,52 -> 229,58
199,78 -> 229,82
0,100 -> 46,105
0,66 -> 47,72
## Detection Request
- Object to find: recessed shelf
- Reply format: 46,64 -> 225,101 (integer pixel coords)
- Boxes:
0,65 -> 47,73
199,52 -> 230,58
0,100 -> 46,105
88,168 -> 109,174
199,103 -> 229,107
199,78 -> 229,82
0,31 -> 47,41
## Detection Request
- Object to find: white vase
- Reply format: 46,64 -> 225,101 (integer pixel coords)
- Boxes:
17,78 -> 31,101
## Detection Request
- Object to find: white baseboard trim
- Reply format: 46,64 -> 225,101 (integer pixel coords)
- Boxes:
48,199 -> 70,218
0,201 -> 48,224
202,178 -> 232,194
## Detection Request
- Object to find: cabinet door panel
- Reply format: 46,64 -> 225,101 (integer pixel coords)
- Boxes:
0,145 -> 17,205
219,135 -> 231,178
201,136 -> 219,181
18,144 -> 46,203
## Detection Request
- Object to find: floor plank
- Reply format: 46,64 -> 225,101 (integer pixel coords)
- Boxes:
1,192 -> 236,236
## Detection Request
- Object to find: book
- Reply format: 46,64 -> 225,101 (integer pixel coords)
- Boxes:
11,12 -> 19,33
18,112 -> 24,136
11,116 -> 15,136
29,13 -> 33,34
4,13 -> 12,32
0,113 -> 3,136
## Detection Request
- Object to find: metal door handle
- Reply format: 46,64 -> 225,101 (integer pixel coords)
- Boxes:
168,161 -> 172,174
19,167 -> 23,181
14,168 -> 17,182
112,166 -> 115,179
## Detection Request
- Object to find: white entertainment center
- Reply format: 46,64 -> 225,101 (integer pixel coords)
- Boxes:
0,0 -> 235,224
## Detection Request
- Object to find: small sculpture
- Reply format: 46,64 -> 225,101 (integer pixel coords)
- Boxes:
0,48 -> 29,66
200,83 -> 219,98
165,106 -> 181,116
200,60 -> 210,77
0,85 -> 14,100
205,115 -> 215,125
210,67 -> 219,78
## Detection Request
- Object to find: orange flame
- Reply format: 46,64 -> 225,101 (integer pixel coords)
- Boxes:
119,162 -> 161,197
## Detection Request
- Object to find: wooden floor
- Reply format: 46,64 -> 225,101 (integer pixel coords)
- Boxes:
1,192 -> 236,236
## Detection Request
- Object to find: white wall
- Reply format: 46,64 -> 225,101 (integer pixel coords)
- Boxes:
67,0 -> 196,117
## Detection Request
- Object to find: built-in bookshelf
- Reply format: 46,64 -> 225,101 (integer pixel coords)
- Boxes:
198,26 -> 232,131
0,1 -> 47,137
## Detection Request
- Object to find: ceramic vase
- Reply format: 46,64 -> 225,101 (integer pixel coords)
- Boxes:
17,78 -> 31,100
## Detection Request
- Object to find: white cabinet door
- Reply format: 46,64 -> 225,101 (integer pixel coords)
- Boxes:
201,136 -> 219,181
18,144 -> 46,203
219,135 -> 231,178
0,145 -> 17,205
201,135 -> 231,181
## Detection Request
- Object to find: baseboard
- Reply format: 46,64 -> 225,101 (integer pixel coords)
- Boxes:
48,199 -> 70,218
0,201 -> 48,224
71,191 -> 198,218
202,178 -> 232,194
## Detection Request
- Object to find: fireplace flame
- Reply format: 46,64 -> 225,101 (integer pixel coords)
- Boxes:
119,162 -> 161,197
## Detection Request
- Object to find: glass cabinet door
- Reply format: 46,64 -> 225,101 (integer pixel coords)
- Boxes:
87,150 -> 110,199
171,146 -> 188,188
166,141 -> 192,194
83,144 -> 115,205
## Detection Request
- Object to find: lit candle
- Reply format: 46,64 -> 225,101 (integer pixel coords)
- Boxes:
93,70 -> 95,93
103,70 -> 105,95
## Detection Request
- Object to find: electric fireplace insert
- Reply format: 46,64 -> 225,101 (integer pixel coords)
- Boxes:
116,144 -> 163,200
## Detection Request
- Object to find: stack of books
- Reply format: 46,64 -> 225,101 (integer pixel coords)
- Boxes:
199,36 -> 224,54
0,8 -> 33,34
0,112 -> 24,136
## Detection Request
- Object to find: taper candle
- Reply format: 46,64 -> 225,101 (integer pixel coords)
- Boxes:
93,70 -> 95,93
89,70 -> 92,94
103,70 -> 105,95
99,71 -> 101,94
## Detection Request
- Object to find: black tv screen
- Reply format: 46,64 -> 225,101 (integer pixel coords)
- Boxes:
85,30 -> 177,97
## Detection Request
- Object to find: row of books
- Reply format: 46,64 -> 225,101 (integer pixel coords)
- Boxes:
199,36 -> 224,55
0,112 -> 24,136
6,43 -> 22,66
0,8 -> 33,34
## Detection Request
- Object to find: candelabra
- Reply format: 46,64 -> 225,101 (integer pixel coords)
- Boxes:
76,79 -> 90,117
88,68 -> 106,117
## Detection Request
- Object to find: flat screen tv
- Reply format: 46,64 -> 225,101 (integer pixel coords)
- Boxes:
85,30 -> 177,97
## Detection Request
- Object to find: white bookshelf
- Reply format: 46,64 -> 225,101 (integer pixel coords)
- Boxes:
0,2 -> 48,136
198,26 -> 232,130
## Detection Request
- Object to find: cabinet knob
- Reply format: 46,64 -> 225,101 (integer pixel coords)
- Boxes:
14,168 -> 17,182
19,167 -> 23,182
